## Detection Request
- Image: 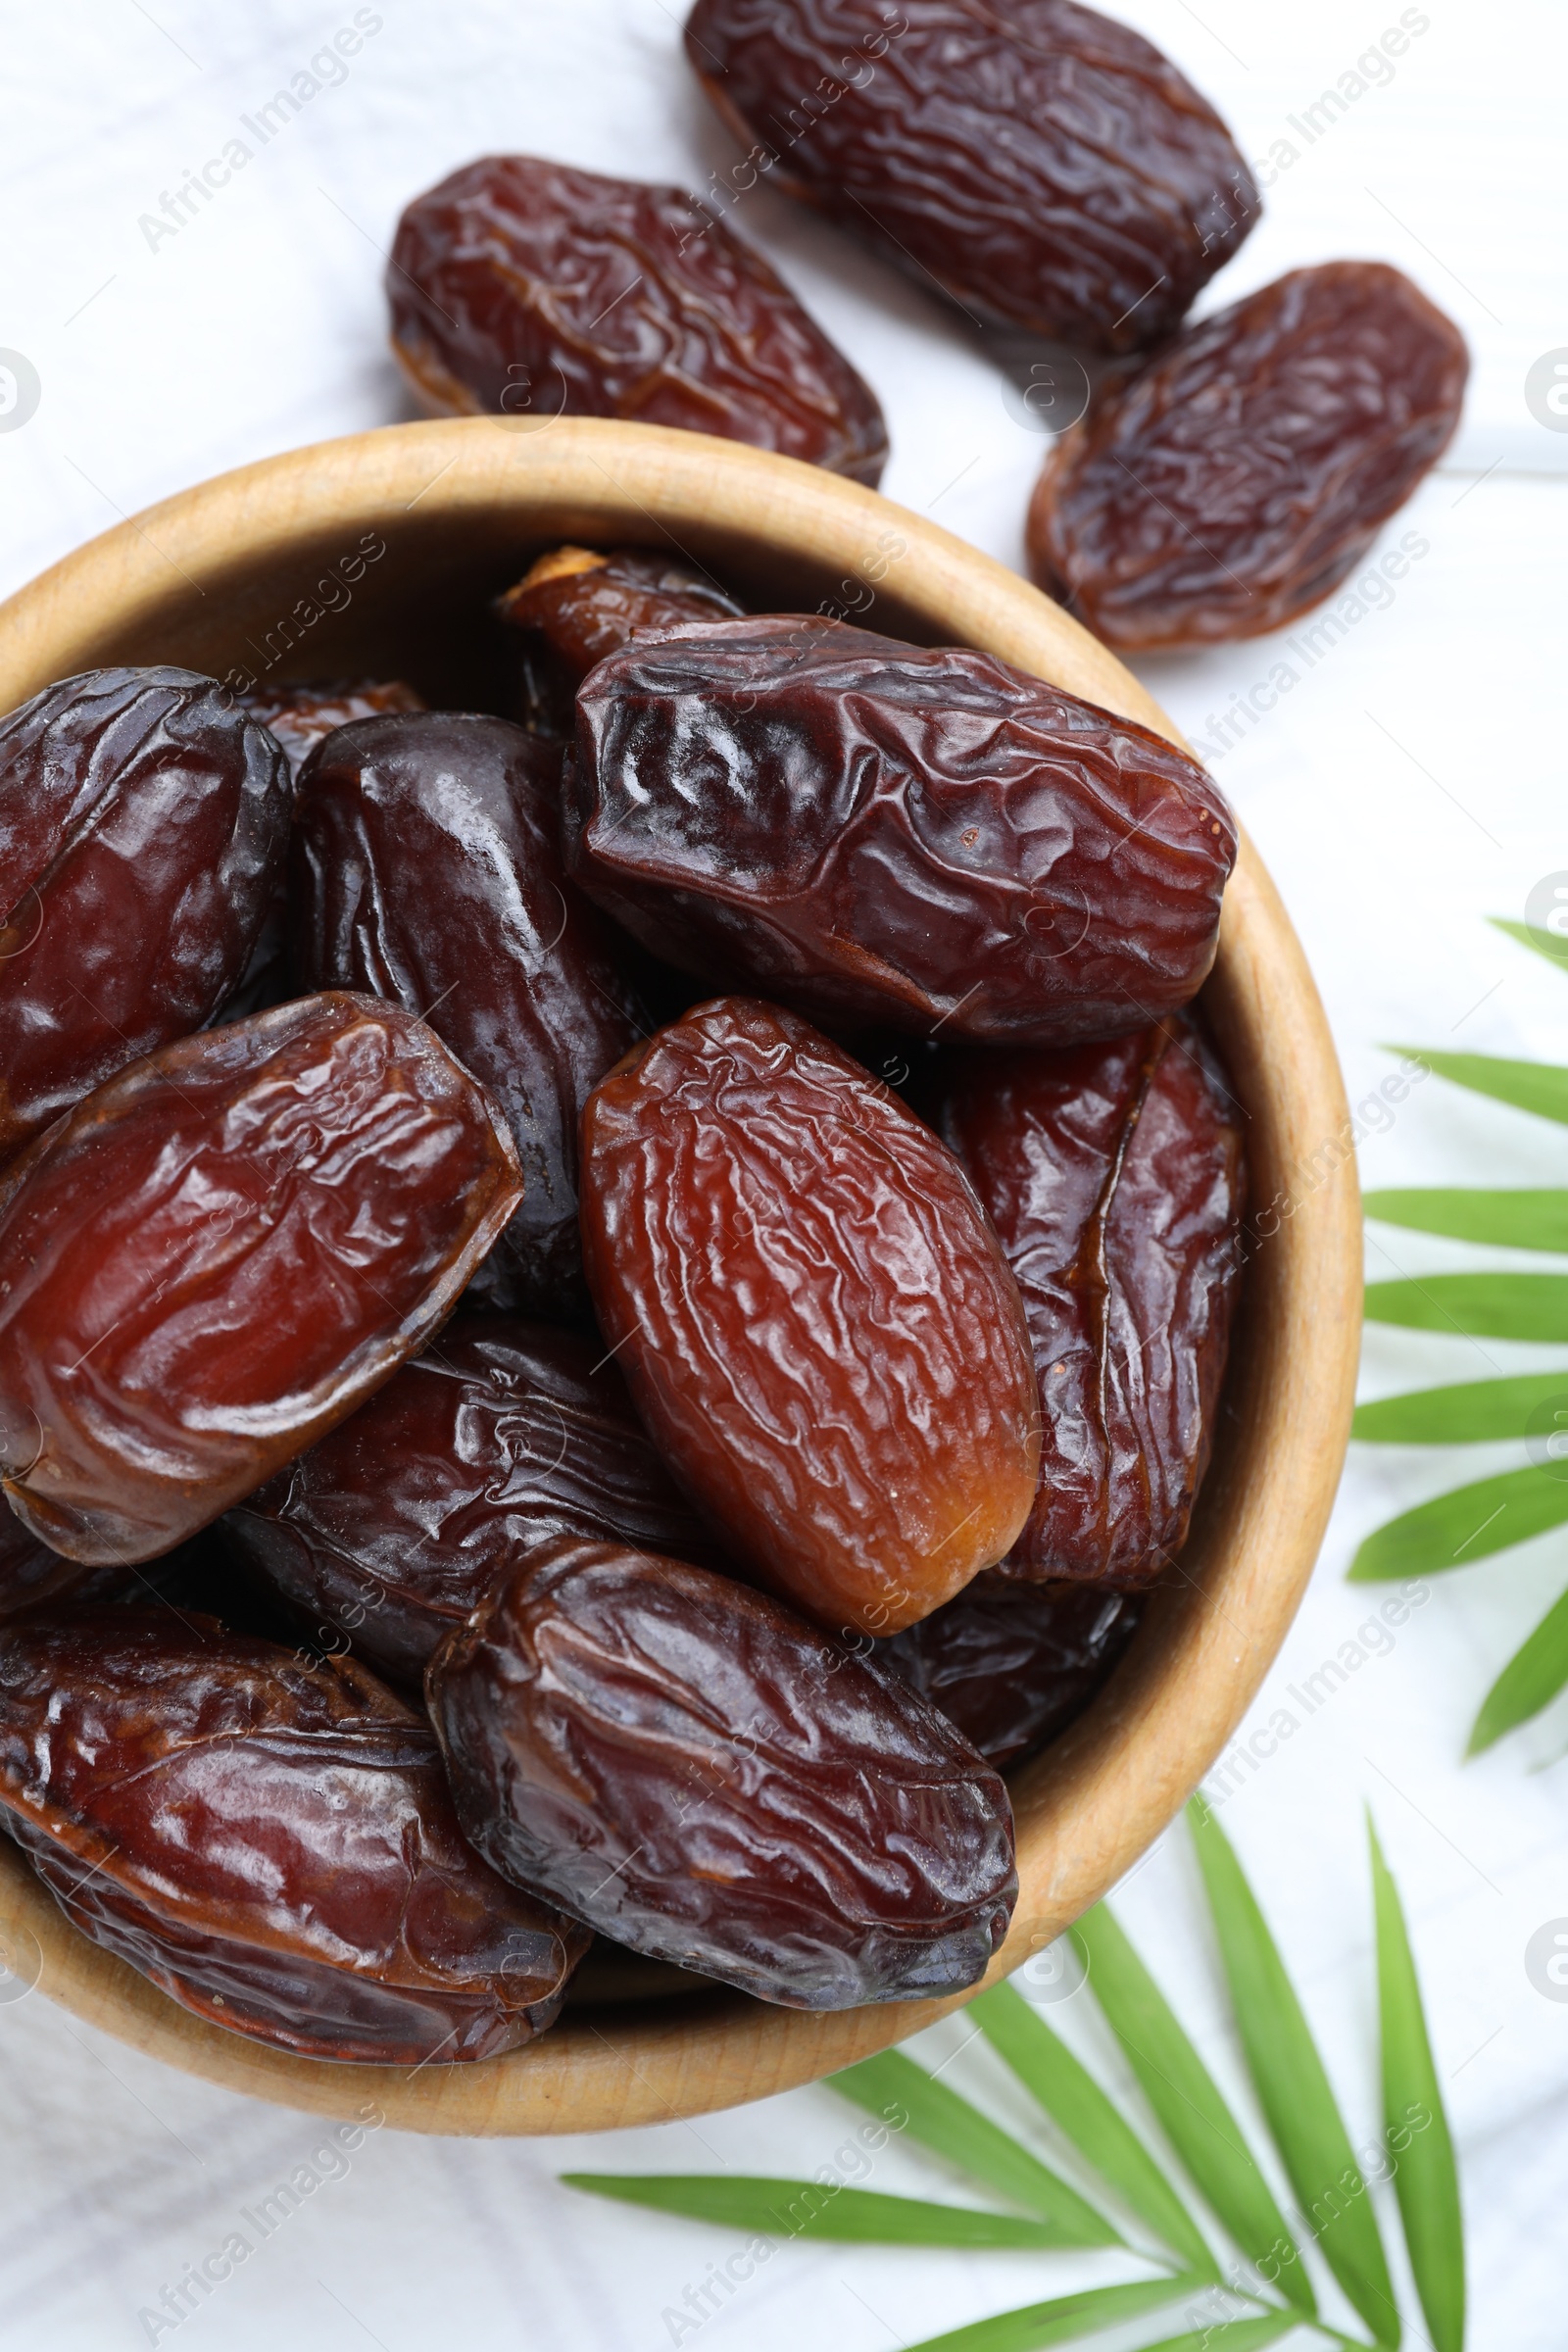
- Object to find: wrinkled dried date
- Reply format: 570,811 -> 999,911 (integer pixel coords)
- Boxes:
428,1537 -> 1017,2006
580,997 -> 1041,1632
877,1573 -> 1142,1767
1027,263 -> 1469,649
226,1313 -> 729,1683
564,617 -> 1237,1045
685,0 -> 1258,351
497,545 -> 745,734
0,992 -> 522,1565
0,667 -> 291,1152
292,713 -> 643,1316
0,1613 -> 587,2060
237,677 -> 428,778
389,155 -> 889,482
939,1016 -> 1245,1586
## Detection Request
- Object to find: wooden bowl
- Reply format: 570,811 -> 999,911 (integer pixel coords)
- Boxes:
0,419 -> 1361,2133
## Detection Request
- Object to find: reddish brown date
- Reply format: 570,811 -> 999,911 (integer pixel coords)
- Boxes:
939,1017 -> 1245,1587
496,545 -> 745,734
236,676 -> 427,777
877,1573 -> 1142,1768
0,667 -> 291,1152
226,1314 -> 729,1683
1027,264 -> 1470,649
564,618 -> 1237,1045
685,0 -> 1258,352
580,998 -> 1041,1633
428,1538 -> 1017,2006
0,1613 -> 586,2061
0,993 -> 522,1566
388,155 -> 889,483
291,713 -> 643,1316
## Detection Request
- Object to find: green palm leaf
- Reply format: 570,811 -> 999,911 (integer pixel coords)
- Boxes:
1353,1371 -> 1568,1444
1189,1802 -> 1398,2345
1369,1820 -> 1466,2352
1467,1584 -> 1568,1753
829,2050 -> 1118,2246
1363,1273 -> 1568,1340
558,2175 -> 1075,2247
900,2276 -> 1200,2352
1348,1463 -> 1568,1580
1071,1909 -> 1313,2315
1363,1186 -> 1568,1250
970,1983 -> 1215,2275
1126,2322 -> 1301,2352
1491,914 -> 1568,974
1388,1045 -> 1568,1128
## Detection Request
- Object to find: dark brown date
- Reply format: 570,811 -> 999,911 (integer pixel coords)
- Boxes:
580,997 -> 1041,1633
226,1313 -> 729,1683
292,713 -> 643,1316
428,1538 -> 1017,2007
0,992 -> 522,1566
0,1612 -> 587,2061
939,1017 -> 1245,1586
0,1504 -> 116,1618
388,155 -> 889,483
0,667 -> 291,1152
685,0 -> 1258,352
564,617 -> 1237,1045
236,677 -> 427,777
496,545 -> 745,734
877,1573 -> 1142,1768
1027,263 -> 1470,649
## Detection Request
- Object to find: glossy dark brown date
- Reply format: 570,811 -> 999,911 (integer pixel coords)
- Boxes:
0,667 -> 291,1152
685,0 -> 1258,351
292,713 -> 643,1316
564,617 -> 1237,1045
226,1314 -> 728,1683
389,155 -> 889,482
428,1538 -> 1017,2007
939,1016 -> 1245,1586
497,545 -> 745,735
1027,263 -> 1469,649
0,1612 -> 587,2061
0,992 -> 522,1565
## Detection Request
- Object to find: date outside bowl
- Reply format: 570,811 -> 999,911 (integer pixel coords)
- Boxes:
0,418 -> 1361,2135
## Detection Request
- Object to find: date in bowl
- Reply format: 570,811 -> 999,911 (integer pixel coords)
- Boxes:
0,419 -> 1360,2134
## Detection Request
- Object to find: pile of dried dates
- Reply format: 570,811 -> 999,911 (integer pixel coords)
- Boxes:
382,1 -> 1466,647
0,527 -> 1248,2060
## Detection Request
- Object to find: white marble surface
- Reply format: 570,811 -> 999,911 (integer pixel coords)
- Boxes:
1,3 -> 1565,2345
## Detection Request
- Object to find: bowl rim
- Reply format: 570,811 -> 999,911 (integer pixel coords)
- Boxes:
0,417 -> 1362,2135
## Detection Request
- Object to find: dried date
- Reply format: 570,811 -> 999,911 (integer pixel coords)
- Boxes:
685,0 -> 1258,352
1027,263 -> 1470,649
0,667 -> 291,1152
389,155 -> 889,482
579,997 -> 1041,1633
226,1313 -> 729,1683
877,1573 -> 1141,1767
938,1016 -> 1245,1586
237,676 -> 427,778
564,617 -> 1237,1045
428,1537 -> 1017,2006
0,1612 -> 586,2061
496,545 -> 745,734
292,713 -> 643,1315
0,992 -> 523,1565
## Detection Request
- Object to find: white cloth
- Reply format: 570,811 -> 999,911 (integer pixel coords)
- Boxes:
1,3 -> 1564,2344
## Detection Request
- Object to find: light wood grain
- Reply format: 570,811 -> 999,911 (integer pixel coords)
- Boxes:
0,419 -> 1362,2134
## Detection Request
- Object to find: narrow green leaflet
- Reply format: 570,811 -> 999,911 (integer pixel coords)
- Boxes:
1071,1908 -> 1314,2316
1369,1819 -> 1466,2352
1362,1186 -> 1568,1251
970,1983 -> 1214,2276
1124,2321 -> 1301,2352
1353,1370 -> 1568,1445
559,2175 -> 1071,2248
1388,1044 -> 1568,1129
1363,1273 -> 1568,1340
1491,914 -> 1568,975
829,2050 -> 1119,2246
1189,1803 -> 1398,2346
1467,1583 -> 1568,1753
899,2276 -> 1198,2352
1348,1463 -> 1568,1581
